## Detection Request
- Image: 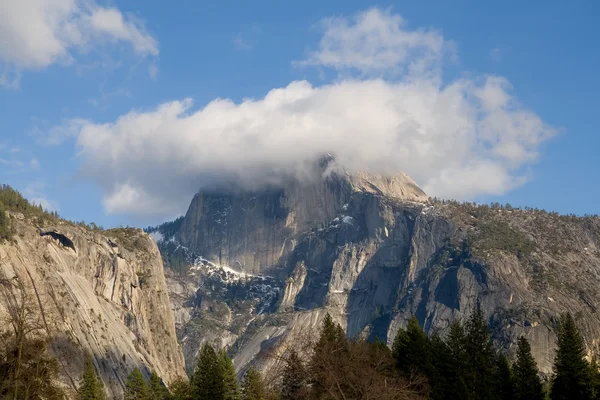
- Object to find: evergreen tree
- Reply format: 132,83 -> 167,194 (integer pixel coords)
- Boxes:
447,320 -> 468,366
513,336 -> 543,400
124,368 -> 149,400
192,343 -> 226,400
392,315 -> 432,376
464,304 -> 496,399
0,202 -> 12,241
78,354 -> 106,400
148,371 -> 170,400
219,349 -> 239,400
309,313 -> 348,397
495,354 -> 514,400
169,377 -> 193,400
313,313 -> 345,352
241,367 -> 266,400
430,333 -> 468,400
551,313 -> 593,400
446,319 -> 470,399
280,349 -> 308,400
589,357 -> 600,400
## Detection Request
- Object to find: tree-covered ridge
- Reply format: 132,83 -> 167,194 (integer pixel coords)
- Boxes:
0,183 -> 107,243
145,217 -> 185,242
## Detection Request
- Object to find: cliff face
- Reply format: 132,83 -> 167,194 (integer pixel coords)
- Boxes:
156,167 -> 600,376
177,165 -> 427,275
0,214 -> 186,398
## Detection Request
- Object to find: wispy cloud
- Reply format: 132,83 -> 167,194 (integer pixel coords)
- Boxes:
489,47 -> 503,62
232,25 -> 260,51
30,158 -> 40,170
148,63 -> 159,80
0,0 -> 159,87
232,33 -> 253,50
296,7 -> 453,79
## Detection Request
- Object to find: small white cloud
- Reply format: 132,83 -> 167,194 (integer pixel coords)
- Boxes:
298,7 -> 451,78
39,118 -> 90,146
0,0 -> 158,87
148,63 -> 159,80
232,33 -> 253,51
88,8 -> 158,56
30,158 -> 40,170
489,47 -> 503,62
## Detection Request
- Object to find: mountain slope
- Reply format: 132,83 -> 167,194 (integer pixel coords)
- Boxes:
152,166 -> 600,376
0,212 -> 186,398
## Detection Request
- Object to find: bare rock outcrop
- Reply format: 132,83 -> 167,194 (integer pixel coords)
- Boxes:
0,218 -> 186,398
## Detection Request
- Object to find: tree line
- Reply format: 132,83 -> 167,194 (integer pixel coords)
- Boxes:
125,307 -> 600,400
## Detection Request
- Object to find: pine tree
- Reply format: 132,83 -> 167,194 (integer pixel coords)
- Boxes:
589,357 -> 600,400
148,371 -> 170,400
551,313 -> 593,400
241,367 -> 266,400
124,368 -> 149,400
78,354 -> 106,400
310,313 -> 348,397
513,336 -> 543,400
313,313 -> 345,351
464,304 -> 496,399
446,319 -> 470,399
392,315 -> 432,376
0,202 -> 14,241
430,333 -> 468,400
169,377 -> 193,400
495,354 -> 514,400
219,349 -> 239,400
447,320 -> 467,365
280,349 -> 308,400
192,343 -> 226,400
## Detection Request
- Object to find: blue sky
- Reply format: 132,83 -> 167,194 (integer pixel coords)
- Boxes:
0,0 -> 598,228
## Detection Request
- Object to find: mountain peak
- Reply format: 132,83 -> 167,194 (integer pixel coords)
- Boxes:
314,153 -> 428,203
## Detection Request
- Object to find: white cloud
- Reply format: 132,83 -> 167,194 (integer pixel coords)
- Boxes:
30,158 -> 41,170
50,8 -> 555,219
298,7 -> 451,78
40,118 -> 89,145
489,47 -> 503,62
0,0 -> 158,86
148,63 -> 159,80
232,33 -> 253,50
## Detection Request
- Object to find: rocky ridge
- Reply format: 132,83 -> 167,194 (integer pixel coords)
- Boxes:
151,163 -> 600,377
0,213 -> 186,398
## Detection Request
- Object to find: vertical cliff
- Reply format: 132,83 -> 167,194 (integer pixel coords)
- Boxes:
177,164 -> 427,275
0,213 -> 186,398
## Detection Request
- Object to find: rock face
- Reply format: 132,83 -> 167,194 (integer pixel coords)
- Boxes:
154,164 -> 600,377
0,216 -> 186,398
177,163 -> 427,275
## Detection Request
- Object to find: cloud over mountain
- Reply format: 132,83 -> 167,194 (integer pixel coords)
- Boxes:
50,8 -> 555,219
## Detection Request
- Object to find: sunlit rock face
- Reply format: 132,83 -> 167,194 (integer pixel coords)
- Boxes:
0,216 -> 186,398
